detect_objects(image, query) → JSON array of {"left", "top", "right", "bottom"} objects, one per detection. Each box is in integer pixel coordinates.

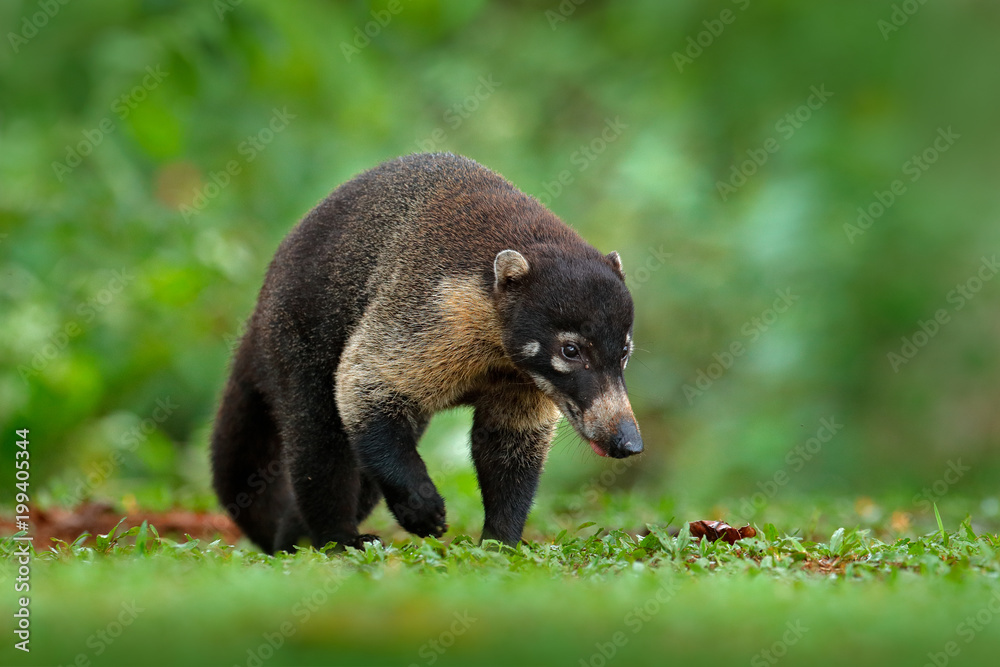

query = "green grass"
[{"left": 3, "top": 496, "right": 1000, "bottom": 667}]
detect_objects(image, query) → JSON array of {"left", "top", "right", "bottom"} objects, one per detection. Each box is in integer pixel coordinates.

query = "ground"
[{"left": 2, "top": 492, "right": 999, "bottom": 667}]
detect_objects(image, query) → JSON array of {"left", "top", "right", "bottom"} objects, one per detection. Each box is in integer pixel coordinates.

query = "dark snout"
[{"left": 606, "top": 419, "right": 643, "bottom": 459}]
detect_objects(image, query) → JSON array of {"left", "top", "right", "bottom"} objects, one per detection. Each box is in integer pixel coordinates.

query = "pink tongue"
[{"left": 590, "top": 441, "right": 609, "bottom": 457}]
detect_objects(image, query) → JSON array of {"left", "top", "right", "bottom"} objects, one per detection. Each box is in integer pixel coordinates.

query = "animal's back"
[{"left": 267, "top": 153, "right": 590, "bottom": 319}]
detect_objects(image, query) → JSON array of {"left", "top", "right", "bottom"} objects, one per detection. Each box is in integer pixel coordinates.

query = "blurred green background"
[{"left": 1, "top": 0, "right": 998, "bottom": 516}]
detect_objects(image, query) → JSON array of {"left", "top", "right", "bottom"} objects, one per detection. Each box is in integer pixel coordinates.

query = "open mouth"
[
  {"left": 558, "top": 401, "right": 606, "bottom": 457},
  {"left": 589, "top": 441, "right": 608, "bottom": 457}
]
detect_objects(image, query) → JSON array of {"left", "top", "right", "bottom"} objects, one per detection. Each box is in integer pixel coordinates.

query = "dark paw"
[
  {"left": 480, "top": 527, "right": 521, "bottom": 550},
  {"left": 315, "top": 531, "right": 380, "bottom": 553},
  {"left": 388, "top": 486, "right": 447, "bottom": 538},
  {"left": 348, "top": 533, "right": 382, "bottom": 549}
]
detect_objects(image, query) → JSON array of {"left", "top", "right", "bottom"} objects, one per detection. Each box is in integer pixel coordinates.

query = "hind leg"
[
  {"left": 273, "top": 501, "right": 308, "bottom": 553},
  {"left": 283, "top": 428, "right": 365, "bottom": 549},
  {"left": 278, "top": 369, "right": 373, "bottom": 550},
  {"left": 356, "top": 473, "right": 383, "bottom": 525}
]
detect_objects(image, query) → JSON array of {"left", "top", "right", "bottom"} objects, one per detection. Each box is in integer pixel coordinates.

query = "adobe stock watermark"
[
  {"left": 545, "top": 0, "right": 587, "bottom": 30},
  {"left": 738, "top": 417, "right": 843, "bottom": 517},
  {"left": 224, "top": 319, "right": 248, "bottom": 352},
  {"left": 627, "top": 246, "right": 672, "bottom": 292},
  {"left": 407, "top": 611, "right": 477, "bottom": 667},
  {"left": 7, "top": 0, "right": 72, "bottom": 54},
  {"left": 179, "top": 107, "right": 296, "bottom": 222},
  {"left": 887, "top": 254, "right": 997, "bottom": 372},
  {"left": 844, "top": 126, "right": 960, "bottom": 243},
  {"left": 238, "top": 571, "right": 349, "bottom": 667},
  {"left": 716, "top": 85, "right": 833, "bottom": 201},
  {"left": 750, "top": 620, "right": 809, "bottom": 667},
  {"left": 535, "top": 117, "right": 628, "bottom": 208},
  {"left": 221, "top": 456, "right": 285, "bottom": 523},
  {"left": 58, "top": 600, "right": 145, "bottom": 667},
  {"left": 878, "top": 0, "right": 931, "bottom": 40},
  {"left": 682, "top": 288, "right": 799, "bottom": 405},
  {"left": 913, "top": 460, "right": 970, "bottom": 513},
  {"left": 59, "top": 397, "right": 179, "bottom": 507},
  {"left": 556, "top": 455, "right": 639, "bottom": 531},
  {"left": 414, "top": 75, "right": 501, "bottom": 153},
  {"left": 340, "top": 0, "right": 405, "bottom": 62},
  {"left": 51, "top": 65, "right": 169, "bottom": 181},
  {"left": 578, "top": 580, "right": 679, "bottom": 667},
  {"left": 17, "top": 268, "right": 136, "bottom": 384},
  {"left": 922, "top": 590, "right": 1000, "bottom": 667},
  {"left": 672, "top": 0, "right": 752, "bottom": 73},
  {"left": 214, "top": 0, "right": 244, "bottom": 20}
]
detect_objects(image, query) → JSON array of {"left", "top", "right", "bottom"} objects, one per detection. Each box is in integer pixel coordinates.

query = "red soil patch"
[{"left": 2, "top": 502, "right": 241, "bottom": 548}]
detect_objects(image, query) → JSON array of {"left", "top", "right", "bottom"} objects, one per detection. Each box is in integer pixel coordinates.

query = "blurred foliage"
[{"left": 1, "top": 0, "right": 999, "bottom": 508}]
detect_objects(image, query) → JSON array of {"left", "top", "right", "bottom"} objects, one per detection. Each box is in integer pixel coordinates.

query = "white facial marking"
[
  {"left": 551, "top": 355, "right": 572, "bottom": 374},
  {"left": 556, "top": 332, "right": 586, "bottom": 370},
  {"left": 557, "top": 332, "right": 584, "bottom": 347},
  {"left": 528, "top": 372, "right": 558, "bottom": 397},
  {"left": 521, "top": 340, "right": 541, "bottom": 358}
]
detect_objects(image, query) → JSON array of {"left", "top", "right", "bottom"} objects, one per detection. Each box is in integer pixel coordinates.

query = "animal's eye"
[
  {"left": 621, "top": 345, "right": 629, "bottom": 361},
  {"left": 561, "top": 343, "right": 580, "bottom": 360}
]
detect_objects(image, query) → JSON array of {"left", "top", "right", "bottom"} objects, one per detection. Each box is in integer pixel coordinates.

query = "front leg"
[
  {"left": 471, "top": 388, "right": 560, "bottom": 546},
  {"left": 344, "top": 402, "right": 446, "bottom": 539},
  {"left": 337, "top": 315, "right": 448, "bottom": 539}
]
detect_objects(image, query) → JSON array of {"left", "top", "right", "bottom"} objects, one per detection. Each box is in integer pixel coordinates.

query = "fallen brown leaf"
[{"left": 689, "top": 520, "right": 757, "bottom": 544}]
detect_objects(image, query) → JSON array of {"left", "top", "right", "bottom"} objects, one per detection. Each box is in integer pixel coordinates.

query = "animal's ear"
[
  {"left": 606, "top": 251, "right": 626, "bottom": 280},
  {"left": 494, "top": 249, "right": 530, "bottom": 289}
]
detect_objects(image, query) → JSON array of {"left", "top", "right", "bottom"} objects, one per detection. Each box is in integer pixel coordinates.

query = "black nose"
[{"left": 608, "top": 419, "right": 643, "bottom": 458}]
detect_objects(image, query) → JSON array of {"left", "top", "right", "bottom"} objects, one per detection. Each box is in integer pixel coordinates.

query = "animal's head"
[{"left": 493, "top": 246, "right": 642, "bottom": 459}]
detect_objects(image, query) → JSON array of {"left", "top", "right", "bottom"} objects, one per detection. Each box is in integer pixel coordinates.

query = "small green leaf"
[
  {"left": 961, "top": 518, "right": 977, "bottom": 542},
  {"left": 135, "top": 521, "right": 150, "bottom": 556},
  {"left": 830, "top": 527, "right": 845, "bottom": 556},
  {"left": 933, "top": 503, "right": 949, "bottom": 546},
  {"left": 96, "top": 517, "right": 129, "bottom": 553}
]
